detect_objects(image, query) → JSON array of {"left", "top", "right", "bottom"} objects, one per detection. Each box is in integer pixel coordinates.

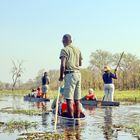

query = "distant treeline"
[{"left": 1, "top": 50, "right": 140, "bottom": 91}]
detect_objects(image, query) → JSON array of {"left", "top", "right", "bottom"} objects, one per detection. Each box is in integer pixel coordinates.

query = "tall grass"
[
  {"left": 0, "top": 89, "right": 140, "bottom": 102},
  {"left": 0, "top": 89, "right": 30, "bottom": 96},
  {"left": 36, "top": 89, "right": 140, "bottom": 102}
]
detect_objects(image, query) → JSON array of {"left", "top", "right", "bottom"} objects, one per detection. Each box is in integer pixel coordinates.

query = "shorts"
[
  {"left": 64, "top": 72, "right": 81, "bottom": 100},
  {"left": 42, "top": 85, "right": 49, "bottom": 94}
]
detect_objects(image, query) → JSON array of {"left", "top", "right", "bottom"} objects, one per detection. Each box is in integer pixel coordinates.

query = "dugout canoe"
[
  {"left": 80, "top": 99, "right": 120, "bottom": 106},
  {"left": 24, "top": 95, "right": 50, "bottom": 102},
  {"left": 58, "top": 112, "right": 86, "bottom": 126},
  {"left": 52, "top": 109, "right": 86, "bottom": 126},
  {"left": 58, "top": 114, "right": 86, "bottom": 126}
]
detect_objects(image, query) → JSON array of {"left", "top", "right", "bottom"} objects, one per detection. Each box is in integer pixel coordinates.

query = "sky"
[{"left": 0, "top": 0, "right": 140, "bottom": 83}]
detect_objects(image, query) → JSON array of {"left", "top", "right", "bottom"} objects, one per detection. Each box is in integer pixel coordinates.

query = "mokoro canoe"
[
  {"left": 24, "top": 96, "right": 50, "bottom": 102},
  {"left": 58, "top": 113, "right": 86, "bottom": 126},
  {"left": 52, "top": 109, "right": 86, "bottom": 126},
  {"left": 81, "top": 99, "right": 120, "bottom": 106}
]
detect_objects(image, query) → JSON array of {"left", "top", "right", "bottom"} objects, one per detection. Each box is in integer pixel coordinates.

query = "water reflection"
[
  {"left": 83, "top": 105, "right": 96, "bottom": 115},
  {"left": 103, "top": 107, "right": 118, "bottom": 140},
  {"left": 63, "top": 126, "right": 82, "bottom": 140},
  {"left": 33, "top": 101, "right": 50, "bottom": 126}
]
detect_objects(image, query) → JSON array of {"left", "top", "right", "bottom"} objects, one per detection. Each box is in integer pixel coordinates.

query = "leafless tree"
[{"left": 11, "top": 59, "right": 24, "bottom": 90}]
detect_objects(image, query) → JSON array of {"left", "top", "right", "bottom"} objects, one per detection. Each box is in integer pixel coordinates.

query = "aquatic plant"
[
  {"left": 0, "top": 120, "right": 38, "bottom": 133},
  {"left": 0, "top": 108, "right": 43, "bottom": 115},
  {"left": 17, "top": 132, "right": 64, "bottom": 140},
  {"left": 126, "top": 124, "right": 140, "bottom": 139}
]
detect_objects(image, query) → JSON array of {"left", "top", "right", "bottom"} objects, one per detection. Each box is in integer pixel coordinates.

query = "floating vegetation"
[
  {"left": 126, "top": 124, "right": 140, "bottom": 139},
  {"left": 17, "top": 132, "right": 64, "bottom": 140},
  {"left": 0, "top": 120, "right": 38, "bottom": 133},
  {"left": 0, "top": 121, "right": 4, "bottom": 127},
  {"left": 112, "top": 124, "right": 125, "bottom": 131},
  {"left": 0, "top": 108, "right": 51, "bottom": 116},
  {"left": 102, "top": 124, "right": 140, "bottom": 139},
  {"left": 120, "top": 102, "right": 136, "bottom": 105}
]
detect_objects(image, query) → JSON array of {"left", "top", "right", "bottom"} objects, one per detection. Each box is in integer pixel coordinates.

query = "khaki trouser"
[{"left": 64, "top": 72, "right": 81, "bottom": 100}]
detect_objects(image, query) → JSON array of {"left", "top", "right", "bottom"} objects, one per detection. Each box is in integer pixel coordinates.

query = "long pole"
[
  {"left": 54, "top": 85, "right": 61, "bottom": 131},
  {"left": 115, "top": 52, "right": 124, "bottom": 72}
]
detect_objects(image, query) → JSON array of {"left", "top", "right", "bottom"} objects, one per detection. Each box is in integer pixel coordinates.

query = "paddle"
[{"left": 54, "top": 83, "right": 61, "bottom": 131}]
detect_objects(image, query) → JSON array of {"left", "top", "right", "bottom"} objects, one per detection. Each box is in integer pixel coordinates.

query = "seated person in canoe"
[
  {"left": 82, "top": 88, "right": 96, "bottom": 101},
  {"left": 60, "top": 101, "right": 85, "bottom": 118},
  {"left": 27, "top": 89, "right": 37, "bottom": 97},
  {"left": 36, "top": 87, "right": 43, "bottom": 98}
]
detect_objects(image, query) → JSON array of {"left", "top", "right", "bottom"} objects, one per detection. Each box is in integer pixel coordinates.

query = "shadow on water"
[{"left": 0, "top": 95, "right": 140, "bottom": 140}]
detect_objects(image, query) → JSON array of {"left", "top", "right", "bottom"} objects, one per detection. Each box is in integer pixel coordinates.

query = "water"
[{"left": 0, "top": 95, "right": 140, "bottom": 140}]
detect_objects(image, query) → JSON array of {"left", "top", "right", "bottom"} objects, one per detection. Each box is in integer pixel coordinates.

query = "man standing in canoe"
[
  {"left": 102, "top": 66, "right": 117, "bottom": 102},
  {"left": 41, "top": 72, "right": 50, "bottom": 99},
  {"left": 59, "top": 34, "right": 83, "bottom": 118}
]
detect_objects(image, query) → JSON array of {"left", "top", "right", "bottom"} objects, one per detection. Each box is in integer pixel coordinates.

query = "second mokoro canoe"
[
  {"left": 80, "top": 99, "right": 120, "bottom": 106},
  {"left": 24, "top": 96, "right": 50, "bottom": 102}
]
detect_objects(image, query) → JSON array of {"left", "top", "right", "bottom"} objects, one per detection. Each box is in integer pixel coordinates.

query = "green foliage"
[
  {"left": 0, "top": 108, "right": 43, "bottom": 115},
  {"left": 0, "top": 120, "right": 38, "bottom": 133},
  {"left": 127, "top": 124, "right": 140, "bottom": 137},
  {"left": 113, "top": 90, "right": 140, "bottom": 102},
  {"left": 17, "top": 132, "right": 64, "bottom": 140},
  {"left": 0, "top": 89, "right": 30, "bottom": 95}
]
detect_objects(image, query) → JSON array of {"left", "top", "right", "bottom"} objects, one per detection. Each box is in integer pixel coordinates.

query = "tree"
[
  {"left": 0, "top": 81, "right": 4, "bottom": 90},
  {"left": 120, "top": 53, "right": 140, "bottom": 89},
  {"left": 89, "top": 50, "right": 140, "bottom": 90},
  {"left": 89, "top": 49, "right": 113, "bottom": 72},
  {"left": 11, "top": 60, "right": 24, "bottom": 90},
  {"left": 89, "top": 50, "right": 113, "bottom": 89}
]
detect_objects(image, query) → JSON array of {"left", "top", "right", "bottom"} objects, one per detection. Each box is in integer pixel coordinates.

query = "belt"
[
  {"left": 64, "top": 71, "right": 74, "bottom": 75},
  {"left": 64, "top": 70, "right": 79, "bottom": 75}
]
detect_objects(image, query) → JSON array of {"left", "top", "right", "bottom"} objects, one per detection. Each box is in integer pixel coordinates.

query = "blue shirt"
[
  {"left": 103, "top": 72, "right": 117, "bottom": 84},
  {"left": 42, "top": 76, "right": 50, "bottom": 85}
]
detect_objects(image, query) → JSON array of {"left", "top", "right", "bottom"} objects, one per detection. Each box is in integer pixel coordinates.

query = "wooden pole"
[
  {"left": 54, "top": 86, "right": 60, "bottom": 131},
  {"left": 115, "top": 52, "right": 124, "bottom": 72}
]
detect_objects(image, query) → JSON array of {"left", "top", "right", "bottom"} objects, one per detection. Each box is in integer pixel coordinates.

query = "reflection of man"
[
  {"left": 59, "top": 34, "right": 83, "bottom": 118},
  {"left": 64, "top": 127, "right": 81, "bottom": 140},
  {"left": 41, "top": 72, "right": 50, "bottom": 98}
]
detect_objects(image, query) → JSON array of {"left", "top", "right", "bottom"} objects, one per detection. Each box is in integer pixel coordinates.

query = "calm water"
[{"left": 0, "top": 95, "right": 140, "bottom": 140}]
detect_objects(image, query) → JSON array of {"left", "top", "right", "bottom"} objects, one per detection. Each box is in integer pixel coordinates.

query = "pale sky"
[{"left": 0, "top": 0, "right": 140, "bottom": 83}]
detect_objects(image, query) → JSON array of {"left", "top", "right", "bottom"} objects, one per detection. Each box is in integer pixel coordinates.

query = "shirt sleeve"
[
  {"left": 110, "top": 73, "right": 117, "bottom": 79},
  {"left": 59, "top": 49, "right": 67, "bottom": 59}
]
